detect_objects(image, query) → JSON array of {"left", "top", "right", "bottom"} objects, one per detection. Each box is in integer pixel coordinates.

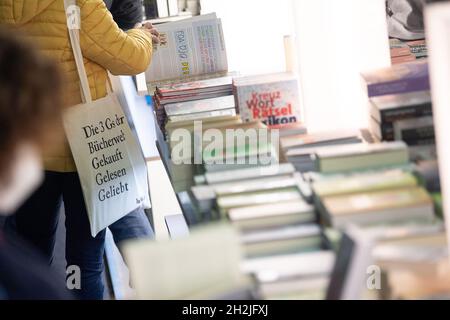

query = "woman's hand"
[{"left": 136, "top": 22, "right": 164, "bottom": 47}]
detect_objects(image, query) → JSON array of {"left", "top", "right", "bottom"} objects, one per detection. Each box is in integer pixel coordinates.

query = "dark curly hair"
[{"left": 0, "top": 27, "right": 63, "bottom": 182}]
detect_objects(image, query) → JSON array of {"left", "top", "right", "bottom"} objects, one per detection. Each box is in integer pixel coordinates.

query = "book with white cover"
[
  {"left": 315, "top": 141, "right": 409, "bottom": 173},
  {"left": 123, "top": 223, "right": 247, "bottom": 299},
  {"left": 228, "top": 199, "right": 315, "bottom": 230},
  {"left": 146, "top": 13, "right": 228, "bottom": 85},
  {"left": 218, "top": 188, "right": 302, "bottom": 212},
  {"left": 165, "top": 95, "right": 235, "bottom": 116},
  {"left": 204, "top": 163, "right": 296, "bottom": 185},
  {"left": 241, "top": 251, "right": 335, "bottom": 280}
]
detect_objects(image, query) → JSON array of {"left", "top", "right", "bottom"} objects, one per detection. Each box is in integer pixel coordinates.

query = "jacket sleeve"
[{"left": 79, "top": 0, "right": 153, "bottom": 75}]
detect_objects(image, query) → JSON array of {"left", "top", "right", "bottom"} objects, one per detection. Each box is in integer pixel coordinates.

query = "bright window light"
[
  {"left": 292, "top": 0, "right": 391, "bottom": 132},
  {"left": 200, "top": 0, "right": 295, "bottom": 76}
]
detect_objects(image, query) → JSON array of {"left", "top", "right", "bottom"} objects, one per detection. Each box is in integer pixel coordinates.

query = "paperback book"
[
  {"left": 361, "top": 60, "right": 430, "bottom": 98},
  {"left": 233, "top": 72, "right": 302, "bottom": 129}
]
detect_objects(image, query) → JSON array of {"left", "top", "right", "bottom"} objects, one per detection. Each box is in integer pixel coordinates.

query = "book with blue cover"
[{"left": 361, "top": 60, "right": 430, "bottom": 98}]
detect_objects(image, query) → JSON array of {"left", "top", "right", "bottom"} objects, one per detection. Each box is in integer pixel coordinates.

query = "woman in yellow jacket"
[{"left": 0, "top": 0, "right": 158, "bottom": 299}]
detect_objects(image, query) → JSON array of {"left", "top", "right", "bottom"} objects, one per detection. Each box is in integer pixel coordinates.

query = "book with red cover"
[{"left": 233, "top": 72, "right": 302, "bottom": 129}]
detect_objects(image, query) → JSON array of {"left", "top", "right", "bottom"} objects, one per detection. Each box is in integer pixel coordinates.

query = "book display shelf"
[{"left": 115, "top": 2, "right": 450, "bottom": 300}]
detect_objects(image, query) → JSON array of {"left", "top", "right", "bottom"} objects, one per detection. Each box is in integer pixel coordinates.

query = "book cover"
[
  {"left": 168, "top": 108, "right": 236, "bottom": 123},
  {"left": 217, "top": 188, "right": 302, "bottom": 211},
  {"left": 165, "top": 95, "right": 235, "bottom": 117},
  {"left": 145, "top": 14, "right": 228, "bottom": 85},
  {"left": 361, "top": 60, "right": 430, "bottom": 97},
  {"left": 370, "top": 91, "right": 432, "bottom": 124},
  {"left": 391, "top": 55, "right": 416, "bottom": 65},
  {"left": 315, "top": 142, "right": 409, "bottom": 173},
  {"left": 323, "top": 187, "right": 432, "bottom": 217},
  {"left": 155, "top": 89, "right": 233, "bottom": 105},
  {"left": 280, "top": 129, "right": 362, "bottom": 151},
  {"left": 157, "top": 75, "right": 234, "bottom": 97},
  {"left": 394, "top": 116, "right": 435, "bottom": 146},
  {"left": 234, "top": 72, "right": 302, "bottom": 128},
  {"left": 313, "top": 170, "right": 418, "bottom": 198},
  {"left": 390, "top": 47, "right": 412, "bottom": 58},
  {"left": 228, "top": 199, "right": 314, "bottom": 222}
]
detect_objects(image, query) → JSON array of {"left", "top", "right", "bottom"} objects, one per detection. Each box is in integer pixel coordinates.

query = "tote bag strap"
[{"left": 64, "top": 0, "right": 92, "bottom": 103}]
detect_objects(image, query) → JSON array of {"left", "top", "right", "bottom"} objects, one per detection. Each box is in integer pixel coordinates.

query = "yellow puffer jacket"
[{"left": 0, "top": 0, "right": 153, "bottom": 172}]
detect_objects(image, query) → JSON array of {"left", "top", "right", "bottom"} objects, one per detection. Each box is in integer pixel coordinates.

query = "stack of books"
[
  {"left": 328, "top": 221, "right": 445, "bottom": 300},
  {"left": 188, "top": 163, "right": 336, "bottom": 299},
  {"left": 361, "top": 60, "right": 436, "bottom": 161},
  {"left": 311, "top": 167, "right": 436, "bottom": 230},
  {"left": 243, "top": 250, "right": 336, "bottom": 300},
  {"left": 139, "top": 13, "right": 447, "bottom": 301},
  {"left": 166, "top": 116, "right": 280, "bottom": 192},
  {"left": 153, "top": 73, "right": 235, "bottom": 134},
  {"left": 389, "top": 38, "right": 428, "bottom": 65},
  {"left": 280, "top": 129, "right": 371, "bottom": 172}
]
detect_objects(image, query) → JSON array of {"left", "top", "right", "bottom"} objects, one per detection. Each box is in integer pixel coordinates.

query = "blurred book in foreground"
[{"left": 123, "top": 223, "right": 250, "bottom": 299}]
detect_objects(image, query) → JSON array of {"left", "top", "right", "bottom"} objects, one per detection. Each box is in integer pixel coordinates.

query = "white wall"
[
  {"left": 200, "top": 0, "right": 295, "bottom": 76},
  {"left": 293, "top": 0, "right": 391, "bottom": 132}
]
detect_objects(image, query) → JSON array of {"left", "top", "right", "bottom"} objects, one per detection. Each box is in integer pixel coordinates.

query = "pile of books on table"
[
  {"left": 280, "top": 129, "right": 373, "bottom": 173},
  {"left": 152, "top": 70, "right": 306, "bottom": 193},
  {"left": 153, "top": 73, "right": 235, "bottom": 135},
  {"left": 138, "top": 13, "right": 447, "bottom": 300},
  {"left": 362, "top": 60, "right": 436, "bottom": 162},
  {"left": 190, "top": 163, "right": 336, "bottom": 300}
]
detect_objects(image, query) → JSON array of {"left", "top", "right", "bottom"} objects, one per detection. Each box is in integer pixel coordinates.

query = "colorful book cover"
[{"left": 234, "top": 73, "right": 302, "bottom": 128}]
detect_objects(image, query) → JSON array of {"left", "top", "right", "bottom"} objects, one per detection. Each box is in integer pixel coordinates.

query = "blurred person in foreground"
[
  {"left": 0, "top": 0, "right": 159, "bottom": 300},
  {"left": 0, "top": 28, "right": 72, "bottom": 300}
]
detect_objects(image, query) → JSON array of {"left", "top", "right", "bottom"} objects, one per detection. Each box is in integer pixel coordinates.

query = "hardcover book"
[
  {"left": 313, "top": 169, "right": 418, "bottom": 198},
  {"left": 361, "top": 60, "right": 430, "bottom": 98},
  {"left": 321, "top": 187, "right": 434, "bottom": 229},
  {"left": 370, "top": 91, "right": 432, "bottom": 124},
  {"left": 314, "top": 141, "right": 409, "bottom": 173}
]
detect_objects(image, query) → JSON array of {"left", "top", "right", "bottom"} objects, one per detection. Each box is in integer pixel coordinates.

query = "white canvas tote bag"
[{"left": 63, "top": 0, "right": 151, "bottom": 237}]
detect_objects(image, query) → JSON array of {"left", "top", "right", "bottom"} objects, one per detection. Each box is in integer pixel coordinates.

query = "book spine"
[
  {"left": 233, "top": 83, "right": 240, "bottom": 115},
  {"left": 367, "top": 76, "right": 430, "bottom": 98},
  {"left": 390, "top": 47, "right": 411, "bottom": 58},
  {"left": 391, "top": 55, "right": 416, "bottom": 65},
  {"left": 379, "top": 103, "right": 433, "bottom": 123},
  {"left": 370, "top": 120, "right": 394, "bottom": 141},
  {"left": 399, "top": 126, "right": 435, "bottom": 146}
]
